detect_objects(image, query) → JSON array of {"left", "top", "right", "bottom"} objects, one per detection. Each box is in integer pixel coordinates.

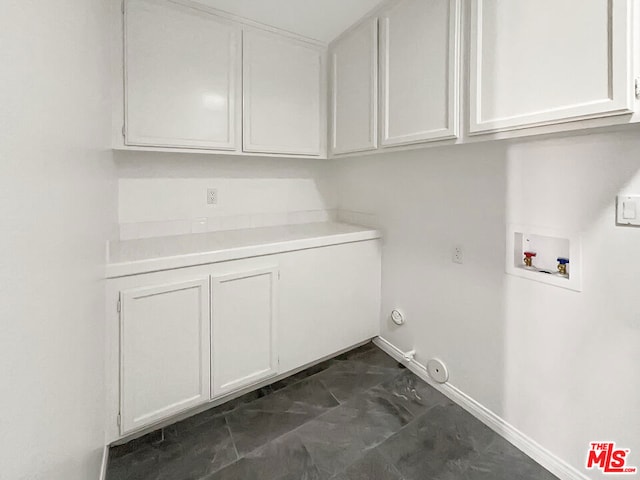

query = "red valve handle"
[{"left": 524, "top": 252, "right": 537, "bottom": 258}]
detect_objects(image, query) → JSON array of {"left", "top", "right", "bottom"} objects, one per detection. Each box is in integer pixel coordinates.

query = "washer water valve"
[
  {"left": 524, "top": 251, "right": 537, "bottom": 268},
  {"left": 557, "top": 257, "right": 569, "bottom": 276}
]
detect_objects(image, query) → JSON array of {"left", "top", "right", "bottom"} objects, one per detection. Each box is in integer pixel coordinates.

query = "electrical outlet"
[
  {"left": 453, "top": 246, "right": 463, "bottom": 264},
  {"left": 207, "top": 188, "right": 218, "bottom": 205}
]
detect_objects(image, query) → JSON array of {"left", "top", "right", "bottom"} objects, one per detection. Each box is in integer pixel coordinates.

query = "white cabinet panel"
[
  {"left": 106, "top": 240, "right": 381, "bottom": 443},
  {"left": 211, "top": 267, "right": 278, "bottom": 397},
  {"left": 243, "top": 29, "right": 323, "bottom": 156},
  {"left": 124, "top": 0, "right": 239, "bottom": 149},
  {"left": 330, "top": 19, "right": 378, "bottom": 155},
  {"left": 120, "top": 278, "right": 210, "bottom": 434},
  {"left": 470, "top": 0, "right": 634, "bottom": 134},
  {"left": 278, "top": 242, "right": 381, "bottom": 373},
  {"left": 380, "top": 0, "right": 460, "bottom": 146}
]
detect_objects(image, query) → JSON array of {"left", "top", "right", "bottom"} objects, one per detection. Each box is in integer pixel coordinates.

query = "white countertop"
[{"left": 106, "top": 222, "right": 381, "bottom": 278}]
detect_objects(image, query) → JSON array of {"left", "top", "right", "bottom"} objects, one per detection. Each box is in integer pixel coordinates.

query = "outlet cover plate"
[
  {"left": 453, "top": 246, "right": 463, "bottom": 264},
  {"left": 207, "top": 188, "right": 218, "bottom": 205}
]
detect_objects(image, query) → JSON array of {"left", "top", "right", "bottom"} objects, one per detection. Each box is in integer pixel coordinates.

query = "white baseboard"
[
  {"left": 99, "top": 444, "right": 109, "bottom": 480},
  {"left": 373, "top": 337, "right": 590, "bottom": 480}
]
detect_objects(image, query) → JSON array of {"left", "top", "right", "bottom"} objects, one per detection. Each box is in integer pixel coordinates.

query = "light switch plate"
[{"left": 616, "top": 196, "right": 640, "bottom": 226}]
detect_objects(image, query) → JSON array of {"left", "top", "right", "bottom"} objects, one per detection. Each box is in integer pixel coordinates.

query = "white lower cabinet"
[
  {"left": 211, "top": 267, "right": 279, "bottom": 397},
  {"left": 277, "top": 242, "right": 381, "bottom": 373},
  {"left": 107, "top": 241, "right": 381, "bottom": 440},
  {"left": 119, "top": 278, "right": 211, "bottom": 434}
]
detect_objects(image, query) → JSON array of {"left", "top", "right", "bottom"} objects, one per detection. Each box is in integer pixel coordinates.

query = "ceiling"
[{"left": 193, "top": 0, "right": 386, "bottom": 43}]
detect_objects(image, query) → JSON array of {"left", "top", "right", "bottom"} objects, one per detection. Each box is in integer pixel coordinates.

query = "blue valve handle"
[{"left": 557, "top": 257, "right": 570, "bottom": 265}]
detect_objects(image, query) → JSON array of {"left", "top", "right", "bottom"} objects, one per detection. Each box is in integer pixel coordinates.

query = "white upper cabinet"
[
  {"left": 124, "top": 0, "right": 239, "bottom": 149},
  {"left": 243, "top": 29, "right": 324, "bottom": 156},
  {"left": 470, "top": 0, "right": 634, "bottom": 134},
  {"left": 117, "top": 0, "right": 637, "bottom": 157},
  {"left": 330, "top": 19, "right": 378, "bottom": 156},
  {"left": 380, "top": 0, "right": 460, "bottom": 147}
]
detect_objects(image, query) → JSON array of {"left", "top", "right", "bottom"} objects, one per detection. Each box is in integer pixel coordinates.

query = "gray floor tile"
[
  {"left": 226, "top": 378, "right": 339, "bottom": 456},
  {"left": 349, "top": 346, "right": 404, "bottom": 370},
  {"left": 109, "top": 430, "right": 164, "bottom": 460},
  {"left": 460, "top": 436, "right": 559, "bottom": 480},
  {"left": 330, "top": 450, "right": 404, "bottom": 480},
  {"left": 206, "top": 433, "right": 326, "bottom": 480},
  {"left": 331, "top": 342, "right": 378, "bottom": 362},
  {"left": 107, "top": 344, "right": 560, "bottom": 480},
  {"left": 370, "top": 370, "right": 454, "bottom": 417},
  {"left": 295, "top": 387, "right": 413, "bottom": 477},
  {"left": 315, "top": 357, "right": 404, "bottom": 403},
  {"left": 267, "top": 359, "right": 335, "bottom": 392},
  {"left": 106, "top": 444, "right": 162, "bottom": 480},
  {"left": 377, "top": 404, "right": 496, "bottom": 480},
  {"left": 332, "top": 343, "right": 403, "bottom": 371},
  {"left": 107, "top": 416, "right": 237, "bottom": 480},
  {"left": 170, "top": 386, "right": 276, "bottom": 432},
  {"left": 376, "top": 404, "right": 560, "bottom": 480}
]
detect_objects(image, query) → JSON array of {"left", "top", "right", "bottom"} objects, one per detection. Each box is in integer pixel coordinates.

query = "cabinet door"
[
  {"left": 211, "top": 267, "right": 278, "bottom": 397},
  {"left": 120, "top": 278, "right": 210, "bottom": 434},
  {"left": 243, "top": 30, "right": 323, "bottom": 156},
  {"left": 470, "top": 0, "right": 634, "bottom": 134},
  {"left": 331, "top": 19, "right": 378, "bottom": 155},
  {"left": 380, "top": 0, "right": 460, "bottom": 146},
  {"left": 278, "top": 241, "right": 381, "bottom": 373},
  {"left": 124, "top": 0, "right": 239, "bottom": 149}
]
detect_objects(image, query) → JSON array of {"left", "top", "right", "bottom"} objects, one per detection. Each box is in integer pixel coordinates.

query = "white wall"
[
  {"left": 0, "top": 1, "right": 116, "bottom": 479},
  {"left": 115, "top": 151, "right": 337, "bottom": 239},
  {"left": 336, "top": 129, "right": 640, "bottom": 480}
]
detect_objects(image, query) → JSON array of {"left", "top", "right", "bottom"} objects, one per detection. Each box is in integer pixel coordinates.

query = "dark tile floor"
[{"left": 107, "top": 342, "right": 559, "bottom": 480}]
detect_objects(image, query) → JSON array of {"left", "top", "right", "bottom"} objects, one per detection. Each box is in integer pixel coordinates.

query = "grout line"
[
  {"left": 324, "top": 383, "right": 341, "bottom": 405},
  {"left": 269, "top": 364, "right": 333, "bottom": 392},
  {"left": 209, "top": 388, "right": 420, "bottom": 480},
  {"left": 224, "top": 416, "right": 241, "bottom": 462},
  {"left": 265, "top": 340, "right": 379, "bottom": 394},
  {"left": 230, "top": 377, "right": 346, "bottom": 459},
  {"left": 296, "top": 368, "right": 422, "bottom": 477},
  {"left": 225, "top": 344, "right": 384, "bottom": 419},
  {"left": 114, "top": 344, "right": 400, "bottom": 478},
  {"left": 114, "top": 344, "right": 378, "bottom": 457},
  {"left": 229, "top": 357, "right": 409, "bottom": 473},
  {"left": 215, "top": 375, "right": 439, "bottom": 480}
]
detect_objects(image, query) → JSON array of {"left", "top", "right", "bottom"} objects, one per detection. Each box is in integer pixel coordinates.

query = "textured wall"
[
  {"left": 336, "top": 129, "right": 640, "bottom": 480},
  {"left": 0, "top": 1, "right": 117, "bottom": 478}
]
